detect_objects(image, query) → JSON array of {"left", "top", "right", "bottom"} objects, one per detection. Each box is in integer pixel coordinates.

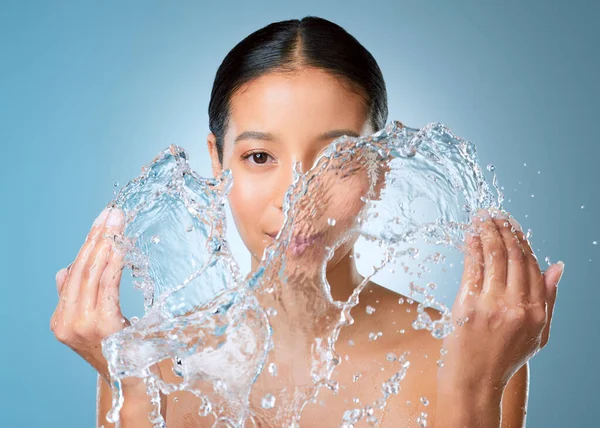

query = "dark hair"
[{"left": 208, "top": 16, "right": 388, "bottom": 165}]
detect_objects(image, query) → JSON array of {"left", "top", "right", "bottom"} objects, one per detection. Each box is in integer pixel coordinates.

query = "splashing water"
[{"left": 101, "top": 121, "right": 508, "bottom": 427}]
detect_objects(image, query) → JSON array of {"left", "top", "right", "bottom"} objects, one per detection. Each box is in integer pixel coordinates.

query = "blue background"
[{"left": 1, "top": 0, "right": 598, "bottom": 426}]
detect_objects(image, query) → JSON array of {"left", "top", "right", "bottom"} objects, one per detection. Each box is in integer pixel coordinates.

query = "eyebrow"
[{"left": 234, "top": 129, "right": 361, "bottom": 144}]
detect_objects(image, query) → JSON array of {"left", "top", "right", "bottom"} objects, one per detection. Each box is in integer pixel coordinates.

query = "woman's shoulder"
[{"left": 354, "top": 280, "right": 443, "bottom": 340}]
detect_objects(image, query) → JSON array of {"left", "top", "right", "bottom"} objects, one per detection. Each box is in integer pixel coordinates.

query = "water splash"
[{"left": 101, "top": 120, "right": 507, "bottom": 426}]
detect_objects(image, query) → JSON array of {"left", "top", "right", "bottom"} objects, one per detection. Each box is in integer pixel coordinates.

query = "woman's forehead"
[{"left": 226, "top": 71, "right": 370, "bottom": 141}]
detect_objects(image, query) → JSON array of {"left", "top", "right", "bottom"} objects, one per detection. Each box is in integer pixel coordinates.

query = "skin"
[
  {"left": 208, "top": 68, "right": 376, "bottom": 303},
  {"left": 52, "top": 66, "right": 564, "bottom": 427}
]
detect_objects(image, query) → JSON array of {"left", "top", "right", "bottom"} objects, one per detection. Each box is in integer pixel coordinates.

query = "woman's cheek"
[
  {"left": 329, "top": 175, "right": 370, "bottom": 225},
  {"left": 228, "top": 173, "right": 268, "bottom": 250}
]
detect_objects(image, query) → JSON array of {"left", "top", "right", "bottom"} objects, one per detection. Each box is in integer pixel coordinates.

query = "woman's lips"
[
  {"left": 265, "top": 231, "right": 325, "bottom": 256},
  {"left": 289, "top": 232, "right": 324, "bottom": 256}
]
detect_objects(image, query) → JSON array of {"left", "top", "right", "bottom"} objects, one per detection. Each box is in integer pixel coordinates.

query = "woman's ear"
[{"left": 207, "top": 133, "right": 223, "bottom": 179}]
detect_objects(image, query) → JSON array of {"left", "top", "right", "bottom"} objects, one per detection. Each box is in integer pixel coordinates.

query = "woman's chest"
[
  {"left": 298, "top": 342, "right": 440, "bottom": 427},
  {"left": 164, "top": 342, "right": 439, "bottom": 427}
]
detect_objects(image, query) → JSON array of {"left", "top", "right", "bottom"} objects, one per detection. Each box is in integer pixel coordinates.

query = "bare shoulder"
[
  {"left": 300, "top": 281, "right": 445, "bottom": 426},
  {"left": 157, "top": 358, "right": 215, "bottom": 427},
  {"left": 357, "top": 282, "right": 530, "bottom": 427},
  {"left": 352, "top": 281, "right": 446, "bottom": 425}
]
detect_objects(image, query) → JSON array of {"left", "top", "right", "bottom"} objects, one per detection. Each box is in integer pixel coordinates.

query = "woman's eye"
[{"left": 242, "top": 151, "right": 272, "bottom": 165}]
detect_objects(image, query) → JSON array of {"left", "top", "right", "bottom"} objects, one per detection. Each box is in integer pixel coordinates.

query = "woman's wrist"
[{"left": 435, "top": 382, "right": 503, "bottom": 428}]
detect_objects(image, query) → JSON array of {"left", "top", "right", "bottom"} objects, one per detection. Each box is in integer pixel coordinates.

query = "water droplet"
[
  {"left": 198, "top": 398, "right": 212, "bottom": 416},
  {"left": 366, "top": 305, "right": 376, "bottom": 315},
  {"left": 261, "top": 394, "right": 275, "bottom": 409},
  {"left": 523, "top": 162, "right": 527, "bottom": 167},
  {"left": 151, "top": 235, "right": 161, "bottom": 244},
  {"left": 594, "top": 241, "right": 598, "bottom": 245},
  {"left": 366, "top": 415, "right": 379, "bottom": 425},
  {"left": 268, "top": 362, "right": 277, "bottom": 377},
  {"left": 581, "top": 205, "right": 585, "bottom": 209},
  {"left": 420, "top": 396, "right": 429, "bottom": 406},
  {"left": 531, "top": 194, "right": 535, "bottom": 198},
  {"left": 113, "top": 181, "right": 119, "bottom": 187},
  {"left": 327, "top": 218, "right": 336, "bottom": 226},
  {"left": 486, "top": 164, "right": 495, "bottom": 172}
]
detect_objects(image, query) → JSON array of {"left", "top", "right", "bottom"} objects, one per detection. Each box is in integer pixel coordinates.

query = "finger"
[
  {"left": 55, "top": 267, "right": 69, "bottom": 295},
  {"left": 78, "top": 240, "right": 111, "bottom": 312},
  {"left": 541, "top": 261, "right": 564, "bottom": 348},
  {"left": 61, "top": 207, "right": 112, "bottom": 305},
  {"left": 478, "top": 210, "right": 508, "bottom": 295},
  {"left": 98, "top": 238, "right": 126, "bottom": 315},
  {"left": 461, "top": 228, "right": 484, "bottom": 296},
  {"left": 508, "top": 216, "right": 544, "bottom": 302},
  {"left": 452, "top": 226, "right": 484, "bottom": 321},
  {"left": 491, "top": 214, "right": 528, "bottom": 301},
  {"left": 80, "top": 207, "right": 126, "bottom": 312}
]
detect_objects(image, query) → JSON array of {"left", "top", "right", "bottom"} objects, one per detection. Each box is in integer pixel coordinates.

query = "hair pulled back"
[{"left": 208, "top": 16, "right": 388, "bottom": 165}]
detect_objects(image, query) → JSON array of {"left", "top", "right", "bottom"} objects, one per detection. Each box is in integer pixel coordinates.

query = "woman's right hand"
[{"left": 50, "top": 205, "right": 130, "bottom": 384}]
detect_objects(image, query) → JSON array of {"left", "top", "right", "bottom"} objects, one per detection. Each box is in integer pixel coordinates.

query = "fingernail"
[
  {"left": 489, "top": 207, "right": 507, "bottom": 219},
  {"left": 471, "top": 208, "right": 487, "bottom": 223},
  {"left": 55, "top": 267, "right": 67, "bottom": 282},
  {"left": 106, "top": 207, "right": 124, "bottom": 226},
  {"left": 93, "top": 207, "right": 111, "bottom": 225},
  {"left": 556, "top": 261, "right": 565, "bottom": 285}
]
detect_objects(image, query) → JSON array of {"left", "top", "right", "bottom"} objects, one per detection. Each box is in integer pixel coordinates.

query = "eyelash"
[
  {"left": 240, "top": 150, "right": 359, "bottom": 178},
  {"left": 241, "top": 150, "right": 274, "bottom": 166}
]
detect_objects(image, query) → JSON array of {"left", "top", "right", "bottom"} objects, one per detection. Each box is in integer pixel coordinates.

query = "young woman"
[{"left": 51, "top": 16, "right": 564, "bottom": 427}]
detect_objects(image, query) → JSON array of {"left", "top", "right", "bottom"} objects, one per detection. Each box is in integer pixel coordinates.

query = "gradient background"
[{"left": 1, "top": 1, "right": 598, "bottom": 426}]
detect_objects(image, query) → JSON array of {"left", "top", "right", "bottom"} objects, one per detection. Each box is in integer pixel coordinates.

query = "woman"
[{"left": 51, "top": 16, "right": 564, "bottom": 427}]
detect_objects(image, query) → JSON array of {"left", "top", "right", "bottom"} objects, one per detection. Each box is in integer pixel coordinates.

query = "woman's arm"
[
  {"left": 434, "top": 209, "right": 562, "bottom": 428},
  {"left": 434, "top": 362, "right": 528, "bottom": 428},
  {"left": 500, "top": 362, "right": 528, "bottom": 428}
]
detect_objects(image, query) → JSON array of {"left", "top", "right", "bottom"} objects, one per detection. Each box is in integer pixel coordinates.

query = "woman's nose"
[
  {"left": 272, "top": 166, "right": 295, "bottom": 211},
  {"left": 272, "top": 156, "right": 316, "bottom": 211}
]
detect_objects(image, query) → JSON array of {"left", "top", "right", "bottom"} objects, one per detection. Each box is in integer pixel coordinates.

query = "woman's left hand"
[{"left": 437, "top": 208, "right": 564, "bottom": 395}]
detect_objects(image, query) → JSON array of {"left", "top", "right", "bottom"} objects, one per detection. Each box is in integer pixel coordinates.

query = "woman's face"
[{"left": 207, "top": 67, "right": 375, "bottom": 269}]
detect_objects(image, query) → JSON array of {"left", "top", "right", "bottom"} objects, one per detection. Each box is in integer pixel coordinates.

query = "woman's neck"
[{"left": 250, "top": 247, "right": 364, "bottom": 302}]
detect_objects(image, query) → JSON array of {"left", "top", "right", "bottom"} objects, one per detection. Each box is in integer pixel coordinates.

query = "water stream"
[{"left": 101, "top": 120, "right": 506, "bottom": 427}]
